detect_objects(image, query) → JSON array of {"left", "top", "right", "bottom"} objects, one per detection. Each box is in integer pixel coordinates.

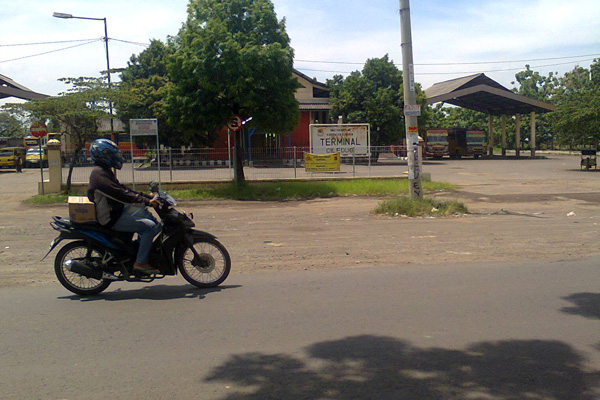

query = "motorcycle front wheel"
[
  {"left": 178, "top": 238, "right": 231, "bottom": 288},
  {"left": 54, "top": 241, "right": 112, "bottom": 296}
]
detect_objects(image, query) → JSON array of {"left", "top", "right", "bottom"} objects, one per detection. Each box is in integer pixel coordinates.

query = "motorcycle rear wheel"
[
  {"left": 54, "top": 241, "right": 112, "bottom": 296},
  {"left": 179, "top": 238, "right": 231, "bottom": 288}
]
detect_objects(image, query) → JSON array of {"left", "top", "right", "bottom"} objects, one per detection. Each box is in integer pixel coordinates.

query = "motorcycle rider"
[{"left": 87, "top": 138, "right": 161, "bottom": 275}]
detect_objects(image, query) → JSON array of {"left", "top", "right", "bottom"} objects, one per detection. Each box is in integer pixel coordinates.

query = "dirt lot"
[{"left": 2, "top": 153, "right": 600, "bottom": 288}]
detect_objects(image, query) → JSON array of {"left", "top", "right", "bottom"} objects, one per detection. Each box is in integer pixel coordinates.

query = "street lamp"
[{"left": 53, "top": 12, "right": 115, "bottom": 134}]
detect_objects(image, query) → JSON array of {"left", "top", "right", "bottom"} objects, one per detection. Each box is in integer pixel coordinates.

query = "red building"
[
  {"left": 288, "top": 69, "right": 332, "bottom": 148},
  {"left": 211, "top": 69, "right": 331, "bottom": 160}
]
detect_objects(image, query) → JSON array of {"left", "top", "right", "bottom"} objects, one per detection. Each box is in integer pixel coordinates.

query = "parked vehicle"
[
  {"left": 23, "top": 135, "right": 40, "bottom": 150},
  {"left": 24, "top": 148, "right": 48, "bottom": 168},
  {"left": 0, "top": 147, "right": 25, "bottom": 168},
  {"left": 427, "top": 128, "right": 487, "bottom": 159},
  {"left": 424, "top": 129, "right": 449, "bottom": 159},
  {"left": 466, "top": 130, "right": 487, "bottom": 158},
  {"left": 44, "top": 183, "right": 231, "bottom": 296}
]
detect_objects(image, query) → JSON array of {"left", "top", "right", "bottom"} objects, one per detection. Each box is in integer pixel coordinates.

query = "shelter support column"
[
  {"left": 530, "top": 111, "right": 536, "bottom": 157},
  {"left": 488, "top": 115, "right": 494, "bottom": 156},
  {"left": 515, "top": 113, "right": 521, "bottom": 157},
  {"left": 501, "top": 114, "right": 507, "bottom": 157}
]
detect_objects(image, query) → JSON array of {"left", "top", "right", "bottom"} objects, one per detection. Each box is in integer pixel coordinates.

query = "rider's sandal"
[{"left": 132, "top": 264, "right": 160, "bottom": 275}]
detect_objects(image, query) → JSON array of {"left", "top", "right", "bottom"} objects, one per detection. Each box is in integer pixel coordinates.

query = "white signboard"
[
  {"left": 310, "top": 124, "right": 370, "bottom": 157},
  {"left": 404, "top": 104, "right": 421, "bottom": 116},
  {"left": 130, "top": 118, "right": 158, "bottom": 136}
]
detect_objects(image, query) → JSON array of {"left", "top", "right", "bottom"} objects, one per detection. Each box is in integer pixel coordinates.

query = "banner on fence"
[
  {"left": 309, "top": 124, "right": 370, "bottom": 157},
  {"left": 304, "top": 152, "right": 340, "bottom": 172}
]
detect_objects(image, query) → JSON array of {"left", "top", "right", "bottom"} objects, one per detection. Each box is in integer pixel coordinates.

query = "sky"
[{"left": 1, "top": 0, "right": 599, "bottom": 103}]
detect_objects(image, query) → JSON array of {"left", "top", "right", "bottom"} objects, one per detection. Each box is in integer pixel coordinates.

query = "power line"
[
  {"left": 111, "top": 38, "right": 149, "bottom": 47},
  {"left": 0, "top": 38, "right": 99, "bottom": 47},
  {"left": 0, "top": 39, "right": 102, "bottom": 64},
  {"left": 417, "top": 53, "right": 600, "bottom": 66},
  {"left": 0, "top": 37, "right": 150, "bottom": 65},
  {"left": 296, "top": 53, "right": 600, "bottom": 67},
  {"left": 297, "top": 57, "right": 598, "bottom": 76},
  {"left": 417, "top": 58, "right": 598, "bottom": 75}
]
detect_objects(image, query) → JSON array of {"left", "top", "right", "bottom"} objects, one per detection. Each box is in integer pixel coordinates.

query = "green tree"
[
  {"left": 0, "top": 111, "right": 26, "bottom": 137},
  {"left": 511, "top": 65, "right": 556, "bottom": 149},
  {"left": 167, "top": 0, "right": 300, "bottom": 183},
  {"left": 551, "top": 60, "right": 600, "bottom": 148},
  {"left": 329, "top": 55, "right": 404, "bottom": 148},
  {"left": 117, "top": 39, "right": 185, "bottom": 146},
  {"left": 328, "top": 55, "right": 430, "bottom": 150},
  {"left": 3, "top": 77, "right": 112, "bottom": 190}
]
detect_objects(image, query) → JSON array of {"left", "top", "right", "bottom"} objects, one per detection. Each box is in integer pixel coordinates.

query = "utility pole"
[{"left": 399, "top": 0, "right": 422, "bottom": 200}]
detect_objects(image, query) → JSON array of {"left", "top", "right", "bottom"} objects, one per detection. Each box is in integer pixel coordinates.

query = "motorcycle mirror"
[{"left": 149, "top": 181, "right": 159, "bottom": 193}]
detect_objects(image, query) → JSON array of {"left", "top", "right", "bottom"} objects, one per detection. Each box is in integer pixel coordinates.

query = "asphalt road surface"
[
  {"left": 2, "top": 258, "right": 600, "bottom": 399},
  {"left": 3, "top": 153, "right": 600, "bottom": 399}
]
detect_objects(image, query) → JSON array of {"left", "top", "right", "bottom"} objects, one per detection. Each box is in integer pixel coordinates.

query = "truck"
[
  {"left": 425, "top": 128, "right": 487, "bottom": 159},
  {"left": 466, "top": 130, "right": 487, "bottom": 158},
  {"left": 447, "top": 128, "right": 487, "bottom": 158}
]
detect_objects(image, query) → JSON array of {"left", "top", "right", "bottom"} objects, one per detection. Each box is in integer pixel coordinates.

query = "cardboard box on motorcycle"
[{"left": 68, "top": 196, "right": 96, "bottom": 223}]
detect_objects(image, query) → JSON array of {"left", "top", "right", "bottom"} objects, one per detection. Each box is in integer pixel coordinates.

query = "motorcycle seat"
[{"left": 51, "top": 216, "right": 134, "bottom": 240}]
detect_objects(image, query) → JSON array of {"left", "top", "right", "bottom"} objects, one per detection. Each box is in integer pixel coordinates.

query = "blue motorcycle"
[{"left": 44, "top": 185, "right": 231, "bottom": 296}]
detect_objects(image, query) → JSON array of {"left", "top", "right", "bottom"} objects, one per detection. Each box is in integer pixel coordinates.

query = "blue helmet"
[{"left": 90, "top": 138, "right": 123, "bottom": 170}]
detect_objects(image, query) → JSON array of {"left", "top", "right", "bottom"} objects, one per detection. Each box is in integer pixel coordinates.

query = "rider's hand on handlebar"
[{"left": 149, "top": 199, "right": 160, "bottom": 209}]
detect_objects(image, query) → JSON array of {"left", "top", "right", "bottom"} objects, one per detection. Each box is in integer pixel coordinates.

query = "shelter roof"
[
  {"left": 425, "top": 73, "right": 555, "bottom": 115},
  {"left": 0, "top": 74, "right": 49, "bottom": 101}
]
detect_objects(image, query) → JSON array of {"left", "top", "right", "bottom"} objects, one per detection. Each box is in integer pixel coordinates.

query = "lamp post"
[{"left": 53, "top": 12, "right": 115, "bottom": 135}]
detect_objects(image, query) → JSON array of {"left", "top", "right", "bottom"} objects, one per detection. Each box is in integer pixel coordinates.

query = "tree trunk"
[{"left": 233, "top": 129, "right": 245, "bottom": 186}]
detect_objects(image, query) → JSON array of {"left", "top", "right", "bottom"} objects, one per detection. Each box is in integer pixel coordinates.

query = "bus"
[
  {"left": 23, "top": 133, "right": 62, "bottom": 150},
  {"left": 424, "top": 129, "right": 449, "bottom": 159},
  {"left": 466, "top": 130, "right": 487, "bottom": 158},
  {"left": 23, "top": 136, "right": 40, "bottom": 150}
]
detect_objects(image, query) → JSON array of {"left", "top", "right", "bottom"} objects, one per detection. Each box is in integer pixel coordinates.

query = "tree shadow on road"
[
  {"left": 561, "top": 293, "right": 600, "bottom": 320},
  {"left": 205, "top": 335, "right": 600, "bottom": 400}
]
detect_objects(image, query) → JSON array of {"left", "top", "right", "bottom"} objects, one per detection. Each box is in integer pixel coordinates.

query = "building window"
[{"left": 312, "top": 111, "right": 330, "bottom": 124}]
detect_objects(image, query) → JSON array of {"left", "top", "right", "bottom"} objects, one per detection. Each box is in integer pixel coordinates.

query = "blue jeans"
[{"left": 112, "top": 205, "right": 161, "bottom": 264}]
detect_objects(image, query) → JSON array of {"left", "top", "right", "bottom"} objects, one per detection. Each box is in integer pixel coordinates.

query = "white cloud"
[{"left": 1, "top": 0, "right": 598, "bottom": 99}]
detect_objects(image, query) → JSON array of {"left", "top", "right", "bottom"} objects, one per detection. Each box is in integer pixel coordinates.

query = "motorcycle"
[{"left": 43, "top": 183, "right": 231, "bottom": 296}]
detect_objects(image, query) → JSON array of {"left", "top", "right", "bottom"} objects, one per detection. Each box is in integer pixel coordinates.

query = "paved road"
[{"left": 2, "top": 258, "right": 600, "bottom": 399}]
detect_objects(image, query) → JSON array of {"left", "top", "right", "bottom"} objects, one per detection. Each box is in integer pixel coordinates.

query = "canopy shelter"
[
  {"left": 425, "top": 73, "right": 555, "bottom": 156},
  {"left": 0, "top": 74, "right": 49, "bottom": 101}
]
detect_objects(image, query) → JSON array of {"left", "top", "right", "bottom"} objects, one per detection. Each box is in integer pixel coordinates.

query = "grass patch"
[
  {"left": 374, "top": 196, "right": 468, "bottom": 217},
  {"left": 170, "top": 179, "right": 456, "bottom": 201},
  {"left": 26, "top": 193, "right": 71, "bottom": 205},
  {"left": 27, "top": 179, "right": 457, "bottom": 203}
]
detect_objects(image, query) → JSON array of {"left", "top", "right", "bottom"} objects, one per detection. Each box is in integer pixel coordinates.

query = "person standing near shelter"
[{"left": 15, "top": 152, "right": 22, "bottom": 173}]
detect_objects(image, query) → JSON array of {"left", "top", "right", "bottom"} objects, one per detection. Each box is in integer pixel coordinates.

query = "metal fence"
[{"left": 62, "top": 146, "right": 410, "bottom": 185}]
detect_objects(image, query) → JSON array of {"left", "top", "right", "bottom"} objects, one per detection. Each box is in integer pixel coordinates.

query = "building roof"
[
  {"left": 0, "top": 74, "right": 49, "bottom": 101},
  {"left": 425, "top": 73, "right": 555, "bottom": 115},
  {"left": 293, "top": 69, "right": 331, "bottom": 111},
  {"left": 298, "top": 100, "right": 332, "bottom": 111},
  {"left": 293, "top": 69, "right": 329, "bottom": 91}
]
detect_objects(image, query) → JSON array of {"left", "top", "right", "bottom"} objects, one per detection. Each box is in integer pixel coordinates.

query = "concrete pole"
[
  {"left": 488, "top": 115, "right": 494, "bottom": 156},
  {"left": 530, "top": 111, "right": 536, "bottom": 157},
  {"left": 501, "top": 115, "right": 507, "bottom": 157},
  {"left": 515, "top": 113, "right": 521, "bottom": 157},
  {"left": 399, "top": 0, "right": 422, "bottom": 199}
]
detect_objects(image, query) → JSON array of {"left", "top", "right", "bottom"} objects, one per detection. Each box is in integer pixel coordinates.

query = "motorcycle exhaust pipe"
[{"left": 65, "top": 260, "right": 117, "bottom": 280}]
